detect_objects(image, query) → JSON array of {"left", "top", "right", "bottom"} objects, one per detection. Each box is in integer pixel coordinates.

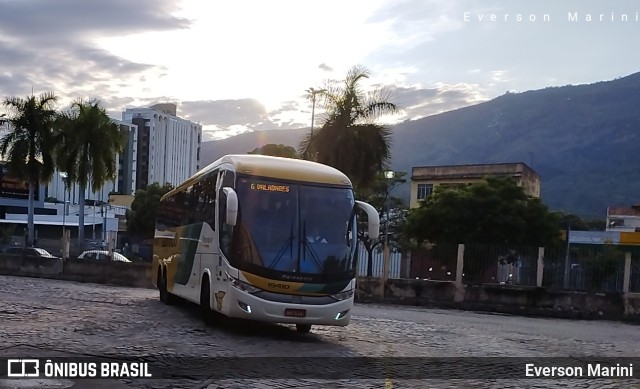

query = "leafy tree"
[
  {"left": 569, "top": 244, "right": 625, "bottom": 291},
  {"left": 403, "top": 176, "right": 562, "bottom": 247},
  {"left": 298, "top": 65, "right": 401, "bottom": 192},
  {"left": 553, "top": 212, "right": 605, "bottom": 231},
  {"left": 0, "top": 92, "right": 59, "bottom": 246},
  {"left": 55, "top": 99, "right": 128, "bottom": 248},
  {"left": 248, "top": 144, "right": 299, "bottom": 159},
  {"left": 356, "top": 171, "right": 408, "bottom": 276},
  {"left": 126, "top": 183, "right": 174, "bottom": 239}
]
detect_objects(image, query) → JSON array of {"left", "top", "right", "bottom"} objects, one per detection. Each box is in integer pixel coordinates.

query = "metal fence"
[
  {"left": 356, "top": 242, "right": 402, "bottom": 279},
  {"left": 8, "top": 233, "right": 639, "bottom": 293},
  {"left": 543, "top": 244, "right": 631, "bottom": 293},
  {"left": 461, "top": 243, "right": 539, "bottom": 286},
  {"left": 408, "top": 243, "right": 459, "bottom": 281},
  {"left": 632, "top": 255, "right": 640, "bottom": 293}
]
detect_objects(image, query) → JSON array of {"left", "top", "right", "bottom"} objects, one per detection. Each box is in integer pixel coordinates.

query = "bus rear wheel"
[
  {"left": 200, "top": 278, "right": 216, "bottom": 325},
  {"left": 296, "top": 324, "right": 312, "bottom": 334}
]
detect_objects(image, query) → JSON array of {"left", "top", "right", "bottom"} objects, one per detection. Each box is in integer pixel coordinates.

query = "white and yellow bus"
[{"left": 151, "top": 154, "right": 379, "bottom": 333}]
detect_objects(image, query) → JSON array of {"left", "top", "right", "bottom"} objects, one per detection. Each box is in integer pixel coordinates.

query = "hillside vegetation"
[{"left": 200, "top": 72, "right": 640, "bottom": 217}]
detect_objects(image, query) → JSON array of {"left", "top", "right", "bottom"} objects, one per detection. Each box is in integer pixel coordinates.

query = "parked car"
[
  {"left": 77, "top": 250, "right": 131, "bottom": 263},
  {"left": 4, "top": 246, "right": 60, "bottom": 259}
]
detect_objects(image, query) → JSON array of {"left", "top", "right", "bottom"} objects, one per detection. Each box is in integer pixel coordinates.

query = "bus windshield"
[{"left": 231, "top": 176, "right": 357, "bottom": 279}]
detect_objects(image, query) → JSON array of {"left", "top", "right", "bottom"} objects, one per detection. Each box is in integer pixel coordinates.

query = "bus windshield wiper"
[
  {"left": 268, "top": 219, "right": 295, "bottom": 269},
  {"left": 300, "top": 221, "right": 324, "bottom": 273}
]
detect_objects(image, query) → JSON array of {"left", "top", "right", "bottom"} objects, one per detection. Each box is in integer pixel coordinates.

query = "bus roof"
[{"left": 163, "top": 154, "right": 352, "bottom": 199}]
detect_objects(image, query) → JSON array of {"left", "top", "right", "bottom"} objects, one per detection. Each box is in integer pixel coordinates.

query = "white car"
[{"left": 77, "top": 250, "right": 131, "bottom": 263}]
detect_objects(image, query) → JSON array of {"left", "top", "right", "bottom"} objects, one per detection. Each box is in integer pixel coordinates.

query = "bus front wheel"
[
  {"left": 159, "top": 268, "right": 174, "bottom": 305},
  {"left": 296, "top": 324, "right": 312, "bottom": 334}
]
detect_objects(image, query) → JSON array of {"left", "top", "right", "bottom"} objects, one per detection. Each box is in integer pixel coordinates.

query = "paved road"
[{"left": 0, "top": 275, "right": 639, "bottom": 388}]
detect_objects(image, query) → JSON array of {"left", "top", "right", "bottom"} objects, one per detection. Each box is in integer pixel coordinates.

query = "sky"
[{"left": 0, "top": 0, "right": 639, "bottom": 141}]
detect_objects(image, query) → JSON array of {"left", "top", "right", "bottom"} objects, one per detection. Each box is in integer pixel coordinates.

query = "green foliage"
[
  {"left": 126, "top": 183, "right": 174, "bottom": 238},
  {"left": 0, "top": 92, "right": 59, "bottom": 184},
  {"left": 570, "top": 244, "right": 625, "bottom": 291},
  {"left": 55, "top": 99, "right": 128, "bottom": 191},
  {"left": 355, "top": 170, "right": 409, "bottom": 275},
  {"left": 55, "top": 98, "right": 128, "bottom": 245},
  {"left": 1, "top": 91, "right": 59, "bottom": 245},
  {"left": 0, "top": 225, "right": 16, "bottom": 244},
  {"left": 553, "top": 212, "right": 605, "bottom": 231},
  {"left": 298, "top": 65, "right": 401, "bottom": 192},
  {"left": 403, "top": 176, "right": 562, "bottom": 247},
  {"left": 248, "top": 144, "right": 299, "bottom": 159}
]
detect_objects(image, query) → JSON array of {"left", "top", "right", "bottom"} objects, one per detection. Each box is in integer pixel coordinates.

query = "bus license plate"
[{"left": 285, "top": 308, "right": 306, "bottom": 317}]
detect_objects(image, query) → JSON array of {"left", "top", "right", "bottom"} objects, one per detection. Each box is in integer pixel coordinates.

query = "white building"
[
  {"left": 122, "top": 103, "right": 202, "bottom": 190},
  {"left": 606, "top": 205, "right": 640, "bottom": 232}
]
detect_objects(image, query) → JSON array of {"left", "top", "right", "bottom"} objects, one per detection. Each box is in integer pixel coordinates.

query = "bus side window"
[{"left": 198, "top": 172, "right": 218, "bottom": 230}]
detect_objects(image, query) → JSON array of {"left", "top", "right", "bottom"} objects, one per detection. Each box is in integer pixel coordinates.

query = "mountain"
[
  {"left": 200, "top": 128, "right": 306, "bottom": 165},
  {"left": 199, "top": 72, "right": 640, "bottom": 218}
]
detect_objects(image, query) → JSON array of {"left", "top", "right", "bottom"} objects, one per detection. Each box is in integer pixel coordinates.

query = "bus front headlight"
[
  {"left": 226, "top": 272, "right": 261, "bottom": 294},
  {"left": 330, "top": 289, "right": 354, "bottom": 301}
]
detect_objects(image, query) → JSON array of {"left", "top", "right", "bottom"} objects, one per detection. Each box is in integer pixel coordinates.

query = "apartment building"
[
  {"left": 410, "top": 162, "right": 541, "bottom": 208},
  {"left": 122, "top": 103, "right": 202, "bottom": 190}
]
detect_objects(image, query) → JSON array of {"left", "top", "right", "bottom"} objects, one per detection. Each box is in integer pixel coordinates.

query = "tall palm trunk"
[
  {"left": 78, "top": 184, "right": 85, "bottom": 250},
  {"left": 27, "top": 181, "right": 35, "bottom": 247}
]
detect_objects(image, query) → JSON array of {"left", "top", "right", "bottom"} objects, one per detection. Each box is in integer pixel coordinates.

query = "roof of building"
[
  {"left": 411, "top": 162, "right": 538, "bottom": 180},
  {"left": 0, "top": 219, "right": 103, "bottom": 226},
  {"left": 607, "top": 206, "right": 640, "bottom": 217}
]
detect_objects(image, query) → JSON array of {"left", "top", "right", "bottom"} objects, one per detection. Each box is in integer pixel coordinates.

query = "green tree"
[
  {"left": 0, "top": 92, "right": 59, "bottom": 246},
  {"left": 403, "top": 176, "right": 562, "bottom": 247},
  {"left": 298, "top": 65, "right": 401, "bottom": 192},
  {"left": 553, "top": 212, "right": 606, "bottom": 232},
  {"left": 55, "top": 99, "right": 127, "bottom": 248},
  {"left": 569, "top": 244, "right": 625, "bottom": 291},
  {"left": 248, "top": 144, "right": 300, "bottom": 159},
  {"left": 126, "top": 182, "right": 174, "bottom": 238}
]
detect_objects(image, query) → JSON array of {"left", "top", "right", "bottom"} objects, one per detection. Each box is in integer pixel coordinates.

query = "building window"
[
  {"left": 417, "top": 183, "right": 433, "bottom": 200},
  {"left": 609, "top": 218, "right": 625, "bottom": 228}
]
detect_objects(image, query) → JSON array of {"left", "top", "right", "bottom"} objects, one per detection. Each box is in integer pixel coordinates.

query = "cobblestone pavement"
[{"left": 0, "top": 275, "right": 639, "bottom": 388}]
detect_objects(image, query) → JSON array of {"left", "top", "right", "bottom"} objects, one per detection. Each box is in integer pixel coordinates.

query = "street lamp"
[
  {"left": 383, "top": 170, "right": 395, "bottom": 281},
  {"left": 304, "top": 87, "right": 326, "bottom": 159},
  {"left": 59, "top": 172, "right": 68, "bottom": 235},
  {"left": 59, "top": 172, "right": 70, "bottom": 260}
]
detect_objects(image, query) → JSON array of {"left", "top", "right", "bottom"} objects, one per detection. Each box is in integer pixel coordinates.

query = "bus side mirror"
[
  {"left": 355, "top": 200, "right": 380, "bottom": 240},
  {"left": 222, "top": 187, "right": 238, "bottom": 226}
]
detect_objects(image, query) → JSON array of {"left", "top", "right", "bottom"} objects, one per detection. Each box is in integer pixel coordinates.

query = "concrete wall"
[
  {"left": 0, "top": 254, "right": 153, "bottom": 289},
  {"left": 356, "top": 276, "right": 640, "bottom": 323}
]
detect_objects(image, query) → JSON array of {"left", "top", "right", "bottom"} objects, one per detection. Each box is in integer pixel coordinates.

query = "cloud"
[
  {"left": 385, "top": 83, "right": 489, "bottom": 121},
  {"left": 178, "top": 99, "right": 307, "bottom": 140},
  {"left": 0, "top": 0, "right": 187, "bottom": 108},
  {"left": 367, "top": 0, "right": 464, "bottom": 49},
  {"left": 0, "top": 0, "right": 190, "bottom": 41},
  {"left": 179, "top": 99, "right": 270, "bottom": 127}
]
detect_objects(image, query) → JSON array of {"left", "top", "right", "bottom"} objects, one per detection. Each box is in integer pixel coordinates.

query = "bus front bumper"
[{"left": 223, "top": 286, "right": 353, "bottom": 326}]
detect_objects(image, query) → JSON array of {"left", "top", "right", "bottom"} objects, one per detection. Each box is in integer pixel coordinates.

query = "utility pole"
[{"left": 304, "top": 87, "right": 326, "bottom": 160}]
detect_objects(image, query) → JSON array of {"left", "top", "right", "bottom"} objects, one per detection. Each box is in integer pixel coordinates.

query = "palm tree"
[
  {"left": 0, "top": 92, "right": 59, "bottom": 246},
  {"left": 56, "top": 99, "right": 127, "bottom": 249},
  {"left": 298, "top": 65, "right": 401, "bottom": 191}
]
